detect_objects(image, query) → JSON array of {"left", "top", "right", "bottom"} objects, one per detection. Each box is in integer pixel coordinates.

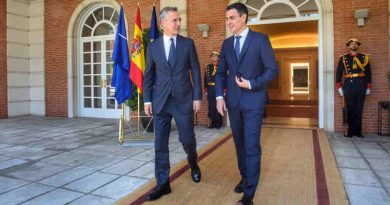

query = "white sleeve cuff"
[
  {"left": 144, "top": 102, "right": 152, "bottom": 105},
  {"left": 216, "top": 96, "right": 224, "bottom": 100}
]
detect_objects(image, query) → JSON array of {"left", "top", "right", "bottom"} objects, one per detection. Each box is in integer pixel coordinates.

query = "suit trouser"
[
  {"left": 229, "top": 106, "right": 263, "bottom": 198},
  {"left": 207, "top": 87, "right": 222, "bottom": 127},
  {"left": 154, "top": 96, "right": 198, "bottom": 186},
  {"left": 344, "top": 85, "right": 366, "bottom": 136}
]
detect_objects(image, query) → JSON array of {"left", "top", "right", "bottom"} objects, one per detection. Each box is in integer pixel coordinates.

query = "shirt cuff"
[
  {"left": 216, "top": 96, "right": 224, "bottom": 100},
  {"left": 248, "top": 81, "right": 252, "bottom": 90},
  {"left": 144, "top": 102, "right": 152, "bottom": 105},
  {"left": 336, "top": 82, "right": 342, "bottom": 89}
]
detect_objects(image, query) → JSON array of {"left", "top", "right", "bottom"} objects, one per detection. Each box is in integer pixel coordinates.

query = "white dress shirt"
[
  {"left": 144, "top": 34, "right": 180, "bottom": 105},
  {"left": 163, "top": 34, "right": 177, "bottom": 61},
  {"left": 217, "top": 27, "right": 251, "bottom": 100}
]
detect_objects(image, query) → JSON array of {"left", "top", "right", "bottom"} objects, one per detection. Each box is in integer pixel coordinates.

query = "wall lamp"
[
  {"left": 355, "top": 9, "right": 369, "bottom": 27},
  {"left": 197, "top": 24, "right": 209, "bottom": 38}
]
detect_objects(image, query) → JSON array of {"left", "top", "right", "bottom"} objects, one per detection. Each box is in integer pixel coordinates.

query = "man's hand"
[
  {"left": 338, "top": 88, "right": 343, "bottom": 96},
  {"left": 144, "top": 104, "right": 153, "bottom": 116},
  {"left": 216, "top": 99, "right": 227, "bottom": 117},
  {"left": 235, "top": 76, "right": 250, "bottom": 89},
  {"left": 366, "top": 89, "right": 371, "bottom": 95},
  {"left": 193, "top": 101, "right": 201, "bottom": 113}
]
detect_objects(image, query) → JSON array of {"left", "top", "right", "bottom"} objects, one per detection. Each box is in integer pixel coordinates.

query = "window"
[
  {"left": 241, "top": 0, "right": 319, "bottom": 24},
  {"left": 82, "top": 6, "right": 118, "bottom": 37}
]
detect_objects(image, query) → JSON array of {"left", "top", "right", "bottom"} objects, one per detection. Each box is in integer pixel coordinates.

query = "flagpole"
[
  {"left": 137, "top": 91, "right": 141, "bottom": 139},
  {"left": 118, "top": 103, "right": 125, "bottom": 144}
]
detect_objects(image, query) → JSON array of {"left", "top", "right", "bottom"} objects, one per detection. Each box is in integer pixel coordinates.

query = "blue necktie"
[
  {"left": 235, "top": 36, "right": 241, "bottom": 61},
  {"left": 168, "top": 38, "right": 175, "bottom": 67}
]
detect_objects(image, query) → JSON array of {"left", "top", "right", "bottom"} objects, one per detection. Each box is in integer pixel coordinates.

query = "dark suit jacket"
[
  {"left": 215, "top": 29, "right": 278, "bottom": 110},
  {"left": 143, "top": 35, "right": 202, "bottom": 114}
]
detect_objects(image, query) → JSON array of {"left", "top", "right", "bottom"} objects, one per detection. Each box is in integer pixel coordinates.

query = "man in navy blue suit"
[
  {"left": 143, "top": 7, "right": 202, "bottom": 201},
  {"left": 215, "top": 3, "right": 278, "bottom": 205}
]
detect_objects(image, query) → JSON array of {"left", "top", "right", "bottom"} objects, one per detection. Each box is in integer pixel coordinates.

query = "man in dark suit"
[
  {"left": 215, "top": 3, "right": 278, "bottom": 205},
  {"left": 143, "top": 7, "right": 202, "bottom": 201},
  {"left": 336, "top": 38, "right": 372, "bottom": 138}
]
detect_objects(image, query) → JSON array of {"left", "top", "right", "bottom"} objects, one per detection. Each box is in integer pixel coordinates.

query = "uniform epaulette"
[{"left": 342, "top": 53, "right": 349, "bottom": 57}]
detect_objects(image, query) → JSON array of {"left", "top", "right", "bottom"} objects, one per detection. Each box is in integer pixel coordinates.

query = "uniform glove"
[
  {"left": 366, "top": 89, "right": 371, "bottom": 95},
  {"left": 338, "top": 88, "right": 343, "bottom": 96}
]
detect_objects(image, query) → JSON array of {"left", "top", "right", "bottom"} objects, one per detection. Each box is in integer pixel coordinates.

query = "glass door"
[{"left": 80, "top": 37, "right": 122, "bottom": 118}]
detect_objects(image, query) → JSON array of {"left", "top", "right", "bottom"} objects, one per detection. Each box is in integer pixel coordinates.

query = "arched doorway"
[
  {"left": 79, "top": 6, "right": 120, "bottom": 118},
  {"left": 228, "top": 0, "right": 334, "bottom": 130},
  {"left": 67, "top": 1, "right": 123, "bottom": 118}
]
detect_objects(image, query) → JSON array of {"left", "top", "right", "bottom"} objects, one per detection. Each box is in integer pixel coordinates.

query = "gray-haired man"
[{"left": 143, "top": 7, "right": 202, "bottom": 201}]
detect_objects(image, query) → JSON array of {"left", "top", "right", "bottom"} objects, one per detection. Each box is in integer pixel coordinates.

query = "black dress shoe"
[
  {"left": 191, "top": 168, "right": 201, "bottom": 183},
  {"left": 237, "top": 195, "right": 253, "bottom": 205},
  {"left": 234, "top": 179, "right": 245, "bottom": 193},
  {"left": 146, "top": 183, "right": 171, "bottom": 201}
]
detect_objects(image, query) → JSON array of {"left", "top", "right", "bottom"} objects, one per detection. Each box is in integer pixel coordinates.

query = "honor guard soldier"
[
  {"left": 336, "top": 38, "right": 372, "bottom": 138},
  {"left": 204, "top": 51, "right": 224, "bottom": 129}
]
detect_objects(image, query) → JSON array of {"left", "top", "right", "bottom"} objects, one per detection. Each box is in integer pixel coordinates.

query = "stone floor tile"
[
  {"left": 340, "top": 168, "right": 381, "bottom": 187},
  {"left": 0, "top": 158, "right": 28, "bottom": 170},
  {"left": 376, "top": 171, "right": 390, "bottom": 188},
  {"left": 332, "top": 146, "right": 361, "bottom": 157},
  {"left": 345, "top": 184, "right": 390, "bottom": 205},
  {"left": 127, "top": 162, "right": 154, "bottom": 179},
  {"left": 67, "top": 194, "right": 115, "bottom": 205},
  {"left": 65, "top": 172, "right": 119, "bottom": 193},
  {"left": 367, "top": 158, "right": 390, "bottom": 171},
  {"left": 20, "top": 188, "right": 84, "bottom": 205},
  {"left": 112, "top": 146, "right": 149, "bottom": 159},
  {"left": 39, "top": 167, "right": 94, "bottom": 187},
  {"left": 0, "top": 176, "right": 29, "bottom": 194},
  {"left": 130, "top": 149, "right": 155, "bottom": 162},
  {"left": 0, "top": 183, "right": 53, "bottom": 205},
  {"left": 336, "top": 156, "right": 370, "bottom": 169},
  {"left": 41, "top": 152, "right": 99, "bottom": 167},
  {"left": 92, "top": 176, "right": 148, "bottom": 200},
  {"left": 101, "top": 159, "right": 145, "bottom": 175},
  {"left": 359, "top": 148, "right": 390, "bottom": 159},
  {"left": 4, "top": 162, "right": 68, "bottom": 181},
  {"left": 0, "top": 155, "right": 11, "bottom": 162},
  {"left": 79, "top": 155, "right": 126, "bottom": 171}
]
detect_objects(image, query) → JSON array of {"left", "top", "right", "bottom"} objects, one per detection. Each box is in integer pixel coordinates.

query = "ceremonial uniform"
[
  {"left": 336, "top": 39, "right": 372, "bottom": 137},
  {"left": 204, "top": 61, "right": 223, "bottom": 128}
]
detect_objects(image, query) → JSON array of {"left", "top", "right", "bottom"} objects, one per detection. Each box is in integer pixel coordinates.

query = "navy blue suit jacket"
[
  {"left": 215, "top": 30, "right": 278, "bottom": 110},
  {"left": 143, "top": 35, "right": 202, "bottom": 114}
]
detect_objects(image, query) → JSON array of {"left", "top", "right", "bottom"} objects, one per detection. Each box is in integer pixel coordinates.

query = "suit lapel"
[
  {"left": 238, "top": 29, "right": 253, "bottom": 64},
  {"left": 156, "top": 37, "right": 171, "bottom": 69}
]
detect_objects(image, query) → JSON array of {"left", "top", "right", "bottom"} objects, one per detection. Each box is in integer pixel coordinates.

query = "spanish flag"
[{"left": 130, "top": 6, "right": 145, "bottom": 93}]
